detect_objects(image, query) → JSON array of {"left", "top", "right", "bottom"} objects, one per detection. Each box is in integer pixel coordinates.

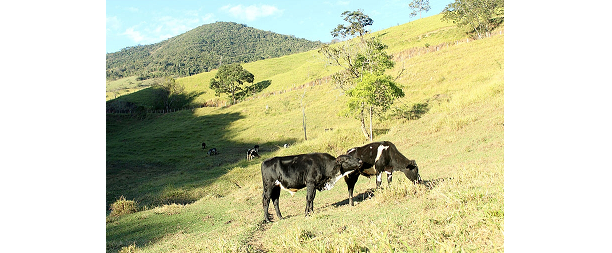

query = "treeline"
[{"left": 106, "top": 22, "right": 322, "bottom": 80}]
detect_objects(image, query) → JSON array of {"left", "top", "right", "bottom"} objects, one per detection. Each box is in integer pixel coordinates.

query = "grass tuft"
[{"left": 109, "top": 196, "right": 138, "bottom": 217}]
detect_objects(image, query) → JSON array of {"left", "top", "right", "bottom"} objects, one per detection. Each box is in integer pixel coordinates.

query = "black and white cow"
[
  {"left": 207, "top": 148, "right": 218, "bottom": 156},
  {"left": 261, "top": 153, "right": 362, "bottom": 222},
  {"left": 202, "top": 142, "right": 206, "bottom": 150},
  {"left": 247, "top": 148, "right": 260, "bottom": 160},
  {"left": 344, "top": 141, "right": 421, "bottom": 206}
]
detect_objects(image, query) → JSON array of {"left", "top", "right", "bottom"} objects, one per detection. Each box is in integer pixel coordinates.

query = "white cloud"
[
  {"left": 125, "top": 7, "right": 139, "bottom": 12},
  {"left": 106, "top": 16, "right": 120, "bottom": 31},
  {"left": 121, "top": 27, "right": 144, "bottom": 43},
  {"left": 220, "top": 4, "right": 282, "bottom": 21},
  {"left": 117, "top": 9, "right": 217, "bottom": 45}
]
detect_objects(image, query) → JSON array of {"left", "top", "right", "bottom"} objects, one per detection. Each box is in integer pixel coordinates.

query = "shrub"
[
  {"left": 109, "top": 196, "right": 138, "bottom": 217},
  {"left": 118, "top": 243, "right": 138, "bottom": 253}
]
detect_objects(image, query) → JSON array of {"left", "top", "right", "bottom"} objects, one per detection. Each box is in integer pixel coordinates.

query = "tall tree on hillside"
[
  {"left": 441, "top": 0, "right": 504, "bottom": 39},
  {"left": 409, "top": 0, "right": 431, "bottom": 19},
  {"left": 209, "top": 63, "right": 255, "bottom": 105},
  {"left": 319, "top": 10, "right": 402, "bottom": 141},
  {"left": 345, "top": 73, "right": 405, "bottom": 140},
  {"left": 331, "top": 9, "right": 373, "bottom": 42}
]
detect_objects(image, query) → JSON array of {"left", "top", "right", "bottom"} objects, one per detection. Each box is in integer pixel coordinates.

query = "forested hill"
[{"left": 106, "top": 22, "right": 323, "bottom": 80}]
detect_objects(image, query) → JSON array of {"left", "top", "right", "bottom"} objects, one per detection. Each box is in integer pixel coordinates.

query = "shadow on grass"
[
  {"left": 330, "top": 177, "right": 453, "bottom": 207},
  {"left": 331, "top": 188, "right": 376, "bottom": 207},
  {"left": 107, "top": 108, "right": 299, "bottom": 251},
  {"left": 107, "top": 110, "right": 297, "bottom": 208}
]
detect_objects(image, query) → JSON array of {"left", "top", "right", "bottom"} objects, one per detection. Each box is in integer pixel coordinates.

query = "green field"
[{"left": 107, "top": 14, "right": 504, "bottom": 252}]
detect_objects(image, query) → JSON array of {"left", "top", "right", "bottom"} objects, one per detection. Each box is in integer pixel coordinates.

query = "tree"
[
  {"left": 209, "top": 63, "right": 254, "bottom": 104},
  {"left": 152, "top": 76, "right": 185, "bottom": 110},
  {"left": 441, "top": 0, "right": 504, "bottom": 39},
  {"left": 319, "top": 10, "right": 401, "bottom": 141},
  {"left": 409, "top": 0, "right": 431, "bottom": 19},
  {"left": 331, "top": 10, "right": 373, "bottom": 41},
  {"left": 345, "top": 73, "right": 405, "bottom": 140}
]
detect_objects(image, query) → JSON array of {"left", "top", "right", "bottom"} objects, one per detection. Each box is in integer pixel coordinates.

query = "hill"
[
  {"left": 106, "top": 14, "right": 504, "bottom": 252},
  {"left": 106, "top": 21, "right": 322, "bottom": 80}
]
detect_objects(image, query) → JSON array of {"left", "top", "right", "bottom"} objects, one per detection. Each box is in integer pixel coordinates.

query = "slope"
[
  {"left": 106, "top": 14, "right": 503, "bottom": 252},
  {"left": 106, "top": 21, "right": 322, "bottom": 80}
]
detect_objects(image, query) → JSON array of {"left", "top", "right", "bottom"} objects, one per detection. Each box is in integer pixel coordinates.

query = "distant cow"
[
  {"left": 247, "top": 148, "right": 260, "bottom": 160},
  {"left": 344, "top": 141, "right": 421, "bottom": 206},
  {"left": 202, "top": 142, "right": 206, "bottom": 150},
  {"left": 207, "top": 148, "right": 218, "bottom": 156},
  {"left": 261, "top": 153, "right": 362, "bottom": 222}
]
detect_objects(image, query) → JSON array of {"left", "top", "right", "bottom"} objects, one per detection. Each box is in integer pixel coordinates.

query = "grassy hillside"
[
  {"left": 107, "top": 14, "right": 504, "bottom": 252},
  {"left": 106, "top": 22, "right": 322, "bottom": 81}
]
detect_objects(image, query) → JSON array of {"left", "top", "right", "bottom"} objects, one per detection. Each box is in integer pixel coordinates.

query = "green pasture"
[{"left": 107, "top": 14, "right": 504, "bottom": 252}]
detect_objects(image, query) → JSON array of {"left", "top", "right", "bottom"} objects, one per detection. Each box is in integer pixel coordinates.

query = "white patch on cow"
[
  {"left": 376, "top": 173, "right": 383, "bottom": 183},
  {"left": 275, "top": 180, "right": 297, "bottom": 196},
  {"left": 323, "top": 170, "right": 355, "bottom": 191},
  {"left": 375, "top": 145, "right": 389, "bottom": 163},
  {"left": 347, "top": 148, "right": 356, "bottom": 154},
  {"left": 385, "top": 171, "right": 393, "bottom": 175}
]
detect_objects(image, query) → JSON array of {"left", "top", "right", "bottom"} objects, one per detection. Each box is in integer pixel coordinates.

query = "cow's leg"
[
  {"left": 271, "top": 186, "right": 282, "bottom": 220},
  {"left": 305, "top": 184, "right": 316, "bottom": 216},
  {"left": 344, "top": 172, "right": 359, "bottom": 206},
  {"left": 387, "top": 171, "right": 393, "bottom": 186},
  {"left": 376, "top": 172, "right": 383, "bottom": 188},
  {"left": 262, "top": 185, "right": 272, "bottom": 222}
]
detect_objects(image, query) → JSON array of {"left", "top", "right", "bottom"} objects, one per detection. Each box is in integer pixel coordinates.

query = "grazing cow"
[
  {"left": 207, "top": 148, "right": 218, "bottom": 156},
  {"left": 344, "top": 141, "right": 421, "bottom": 206},
  {"left": 247, "top": 148, "right": 260, "bottom": 160},
  {"left": 261, "top": 153, "right": 362, "bottom": 222},
  {"left": 202, "top": 142, "right": 206, "bottom": 150}
]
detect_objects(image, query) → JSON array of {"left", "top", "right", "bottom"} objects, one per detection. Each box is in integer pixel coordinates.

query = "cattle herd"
[
  {"left": 260, "top": 141, "right": 421, "bottom": 223},
  {"left": 201, "top": 141, "right": 421, "bottom": 222}
]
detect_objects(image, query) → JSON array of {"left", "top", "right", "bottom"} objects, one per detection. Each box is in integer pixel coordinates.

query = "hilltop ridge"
[{"left": 106, "top": 21, "right": 322, "bottom": 80}]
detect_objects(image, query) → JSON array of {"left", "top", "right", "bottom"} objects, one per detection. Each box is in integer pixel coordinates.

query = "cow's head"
[
  {"left": 403, "top": 159, "right": 421, "bottom": 183},
  {"left": 322, "top": 155, "right": 363, "bottom": 191},
  {"left": 336, "top": 155, "right": 362, "bottom": 174}
]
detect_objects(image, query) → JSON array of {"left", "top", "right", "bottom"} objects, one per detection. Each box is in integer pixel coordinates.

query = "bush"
[
  {"left": 109, "top": 196, "right": 138, "bottom": 217},
  {"left": 118, "top": 243, "right": 138, "bottom": 253}
]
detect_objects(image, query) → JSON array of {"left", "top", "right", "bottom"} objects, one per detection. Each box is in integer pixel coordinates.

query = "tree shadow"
[
  {"left": 391, "top": 102, "right": 430, "bottom": 120},
  {"left": 373, "top": 128, "right": 390, "bottom": 136},
  {"left": 235, "top": 79, "right": 272, "bottom": 101}
]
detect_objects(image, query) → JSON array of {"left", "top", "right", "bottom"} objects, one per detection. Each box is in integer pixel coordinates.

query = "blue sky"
[{"left": 106, "top": 0, "right": 453, "bottom": 53}]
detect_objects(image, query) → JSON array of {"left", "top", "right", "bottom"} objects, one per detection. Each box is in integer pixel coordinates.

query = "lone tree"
[
  {"left": 209, "top": 63, "right": 254, "bottom": 105},
  {"left": 345, "top": 73, "right": 405, "bottom": 140},
  {"left": 152, "top": 76, "right": 185, "bottom": 110},
  {"left": 409, "top": 0, "right": 431, "bottom": 19},
  {"left": 441, "top": 0, "right": 504, "bottom": 39},
  {"left": 331, "top": 9, "right": 373, "bottom": 41},
  {"left": 319, "top": 10, "right": 403, "bottom": 141}
]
